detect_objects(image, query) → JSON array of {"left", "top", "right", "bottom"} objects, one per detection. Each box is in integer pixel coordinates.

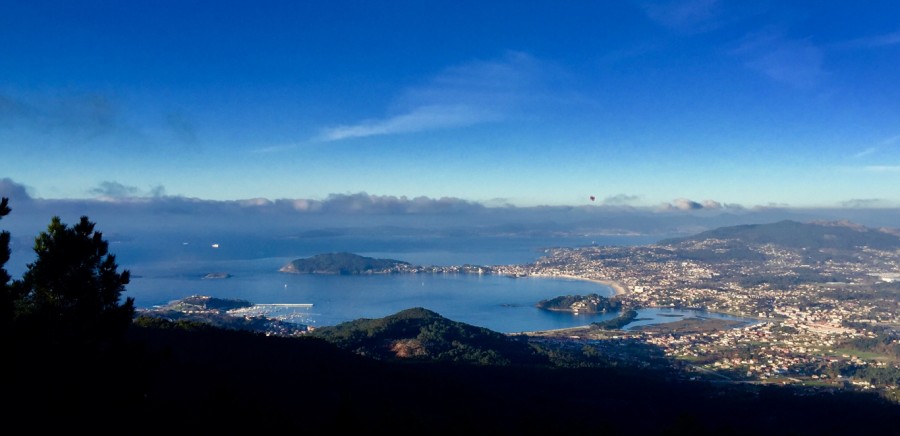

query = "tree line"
[{"left": 1, "top": 197, "right": 134, "bottom": 344}]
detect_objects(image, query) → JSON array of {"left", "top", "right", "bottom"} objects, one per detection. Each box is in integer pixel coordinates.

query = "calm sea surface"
[
  {"left": 13, "top": 232, "right": 752, "bottom": 333},
  {"left": 130, "top": 260, "right": 625, "bottom": 333}
]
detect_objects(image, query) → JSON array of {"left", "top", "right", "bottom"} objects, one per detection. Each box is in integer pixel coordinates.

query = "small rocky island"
[
  {"left": 202, "top": 272, "right": 233, "bottom": 279},
  {"left": 279, "top": 252, "right": 413, "bottom": 275},
  {"left": 536, "top": 294, "right": 638, "bottom": 329},
  {"left": 535, "top": 293, "right": 623, "bottom": 314}
]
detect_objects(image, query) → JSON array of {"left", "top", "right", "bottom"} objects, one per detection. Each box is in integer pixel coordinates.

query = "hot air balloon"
[{"left": 589, "top": 195, "right": 596, "bottom": 201}]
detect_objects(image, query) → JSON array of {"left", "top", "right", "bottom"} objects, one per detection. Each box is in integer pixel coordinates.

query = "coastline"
[{"left": 528, "top": 273, "right": 627, "bottom": 296}]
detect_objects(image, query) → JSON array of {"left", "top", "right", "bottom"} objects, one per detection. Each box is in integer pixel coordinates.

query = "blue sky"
[{"left": 2, "top": 1, "right": 900, "bottom": 209}]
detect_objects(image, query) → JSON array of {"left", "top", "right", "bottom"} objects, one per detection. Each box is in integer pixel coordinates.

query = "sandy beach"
[{"left": 528, "top": 273, "right": 627, "bottom": 296}]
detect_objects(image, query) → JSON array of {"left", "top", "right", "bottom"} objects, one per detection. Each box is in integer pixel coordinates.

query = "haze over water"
[
  {"left": 120, "top": 233, "right": 625, "bottom": 332},
  {"left": 101, "top": 232, "right": 749, "bottom": 333}
]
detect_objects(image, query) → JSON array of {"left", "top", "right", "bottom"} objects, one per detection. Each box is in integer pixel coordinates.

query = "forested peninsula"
[
  {"left": 279, "top": 252, "right": 411, "bottom": 275},
  {"left": 535, "top": 293, "right": 622, "bottom": 313}
]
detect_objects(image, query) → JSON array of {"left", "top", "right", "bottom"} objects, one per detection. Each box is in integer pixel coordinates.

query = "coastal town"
[
  {"left": 502, "top": 221, "right": 900, "bottom": 400},
  {"left": 145, "top": 221, "right": 900, "bottom": 402}
]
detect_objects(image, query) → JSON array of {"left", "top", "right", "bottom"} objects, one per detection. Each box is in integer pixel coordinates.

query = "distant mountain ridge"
[
  {"left": 658, "top": 220, "right": 900, "bottom": 251},
  {"left": 280, "top": 252, "right": 411, "bottom": 275}
]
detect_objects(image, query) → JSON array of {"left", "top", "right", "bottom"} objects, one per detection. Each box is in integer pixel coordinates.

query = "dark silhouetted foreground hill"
[
  {"left": 8, "top": 310, "right": 900, "bottom": 435},
  {"left": 309, "top": 307, "right": 546, "bottom": 365}
]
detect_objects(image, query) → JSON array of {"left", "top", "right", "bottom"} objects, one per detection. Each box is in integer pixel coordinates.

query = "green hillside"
[
  {"left": 6, "top": 307, "right": 899, "bottom": 434},
  {"left": 310, "top": 307, "right": 545, "bottom": 365}
]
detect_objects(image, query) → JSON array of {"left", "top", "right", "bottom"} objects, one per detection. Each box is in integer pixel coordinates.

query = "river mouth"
[{"left": 623, "top": 307, "right": 755, "bottom": 331}]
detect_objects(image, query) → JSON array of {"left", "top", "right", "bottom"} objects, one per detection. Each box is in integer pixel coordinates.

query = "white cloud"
[
  {"left": 4, "top": 175, "right": 900, "bottom": 241},
  {"left": 672, "top": 198, "right": 704, "bottom": 210},
  {"left": 311, "top": 193, "right": 487, "bottom": 214},
  {"left": 657, "top": 197, "right": 740, "bottom": 212},
  {"left": 236, "top": 198, "right": 273, "bottom": 207},
  {"left": 701, "top": 199, "right": 723, "bottom": 209}
]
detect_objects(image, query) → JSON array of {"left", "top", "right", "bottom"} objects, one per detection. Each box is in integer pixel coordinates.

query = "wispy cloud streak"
[
  {"left": 853, "top": 134, "right": 900, "bottom": 158},
  {"left": 0, "top": 92, "right": 120, "bottom": 138},
  {"left": 318, "top": 52, "right": 559, "bottom": 141},
  {"left": 320, "top": 105, "right": 498, "bottom": 141},
  {"left": 841, "top": 198, "right": 886, "bottom": 208},
  {"left": 863, "top": 165, "right": 900, "bottom": 173},
  {"left": 833, "top": 31, "right": 900, "bottom": 49},
  {"left": 640, "top": 0, "right": 723, "bottom": 33},
  {"left": 731, "top": 29, "right": 824, "bottom": 88}
]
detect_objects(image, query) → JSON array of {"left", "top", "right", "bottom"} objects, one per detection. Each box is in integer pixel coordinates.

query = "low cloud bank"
[
  {"left": 273, "top": 193, "right": 487, "bottom": 215},
  {"left": 90, "top": 181, "right": 167, "bottom": 199},
  {"left": 1, "top": 178, "right": 898, "bottom": 240},
  {"left": 657, "top": 198, "right": 744, "bottom": 212}
]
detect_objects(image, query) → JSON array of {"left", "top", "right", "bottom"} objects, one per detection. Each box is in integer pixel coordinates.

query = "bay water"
[{"left": 14, "top": 231, "right": 750, "bottom": 333}]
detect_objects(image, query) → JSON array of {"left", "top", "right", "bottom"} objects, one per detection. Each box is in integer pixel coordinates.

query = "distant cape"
[{"left": 659, "top": 220, "right": 900, "bottom": 251}]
